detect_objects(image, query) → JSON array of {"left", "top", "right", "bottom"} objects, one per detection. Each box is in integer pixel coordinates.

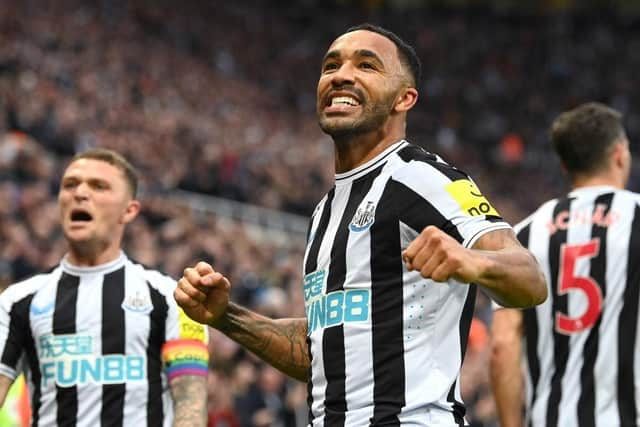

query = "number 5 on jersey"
[{"left": 555, "top": 238, "right": 603, "bottom": 334}]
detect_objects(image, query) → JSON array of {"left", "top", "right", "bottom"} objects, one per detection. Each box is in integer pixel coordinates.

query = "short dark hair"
[
  {"left": 346, "top": 23, "right": 422, "bottom": 87},
  {"left": 69, "top": 148, "right": 139, "bottom": 197},
  {"left": 550, "top": 102, "right": 626, "bottom": 178}
]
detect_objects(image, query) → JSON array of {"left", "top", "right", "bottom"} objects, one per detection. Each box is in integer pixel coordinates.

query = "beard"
[{"left": 318, "top": 92, "right": 397, "bottom": 139}]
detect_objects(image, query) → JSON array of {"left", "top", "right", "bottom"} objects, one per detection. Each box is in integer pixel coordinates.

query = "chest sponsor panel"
[
  {"left": 303, "top": 270, "right": 370, "bottom": 334},
  {"left": 38, "top": 333, "right": 145, "bottom": 387}
]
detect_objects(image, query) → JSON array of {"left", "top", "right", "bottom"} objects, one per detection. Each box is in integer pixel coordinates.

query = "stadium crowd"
[{"left": 1, "top": 0, "right": 638, "bottom": 426}]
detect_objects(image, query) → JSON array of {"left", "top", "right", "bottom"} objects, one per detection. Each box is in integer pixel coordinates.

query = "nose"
[
  {"left": 72, "top": 182, "right": 90, "bottom": 200},
  {"left": 330, "top": 62, "right": 356, "bottom": 87}
]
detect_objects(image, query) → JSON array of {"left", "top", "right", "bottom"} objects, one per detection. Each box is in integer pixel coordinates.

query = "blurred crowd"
[{"left": 1, "top": 0, "right": 639, "bottom": 426}]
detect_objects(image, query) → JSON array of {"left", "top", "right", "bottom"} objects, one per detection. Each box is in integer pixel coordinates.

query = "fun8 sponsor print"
[
  {"left": 303, "top": 270, "right": 370, "bottom": 334},
  {"left": 38, "top": 334, "right": 145, "bottom": 387}
]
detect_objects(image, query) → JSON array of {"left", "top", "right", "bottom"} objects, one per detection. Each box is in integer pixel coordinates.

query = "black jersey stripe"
[
  {"left": 54, "top": 272, "right": 80, "bottom": 426},
  {"left": 397, "top": 145, "right": 469, "bottom": 183},
  {"left": 618, "top": 204, "right": 640, "bottom": 426},
  {"left": 101, "top": 267, "right": 126, "bottom": 427},
  {"left": 304, "top": 189, "right": 334, "bottom": 424},
  {"left": 517, "top": 223, "right": 542, "bottom": 421},
  {"left": 305, "top": 190, "right": 335, "bottom": 275},
  {"left": 516, "top": 222, "right": 531, "bottom": 247},
  {"left": 577, "top": 193, "right": 613, "bottom": 427},
  {"left": 447, "top": 284, "right": 476, "bottom": 426},
  {"left": 147, "top": 283, "right": 167, "bottom": 427},
  {"left": 523, "top": 305, "right": 539, "bottom": 427},
  {"left": 397, "top": 144, "right": 438, "bottom": 163},
  {"left": 546, "top": 197, "right": 572, "bottom": 427},
  {"left": 324, "top": 168, "right": 381, "bottom": 426},
  {"left": 392, "top": 180, "right": 464, "bottom": 243},
  {"left": 369, "top": 180, "right": 406, "bottom": 426},
  {"left": 1, "top": 295, "right": 30, "bottom": 368}
]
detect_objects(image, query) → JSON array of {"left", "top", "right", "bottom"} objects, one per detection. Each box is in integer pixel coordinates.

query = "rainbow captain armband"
[
  {"left": 162, "top": 308, "right": 209, "bottom": 380},
  {"left": 0, "top": 374, "right": 31, "bottom": 427},
  {"left": 162, "top": 339, "right": 209, "bottom": 381}
]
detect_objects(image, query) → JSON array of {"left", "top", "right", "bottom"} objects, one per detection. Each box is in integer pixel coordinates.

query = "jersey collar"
[
  {"left": 61, "top": 251, "right": 127, "bottom": 276},
  {"left": 335, "top": 140, "right": 408, "bottom": 185}
]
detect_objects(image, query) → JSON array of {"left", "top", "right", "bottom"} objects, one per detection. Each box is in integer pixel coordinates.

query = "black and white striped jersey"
[
  {"left": 515, "top": 186, "right": 640, "bottom": 427},
  {"left": 303, "top": 140, "right": 510, "bottom": 426},
  {"left": 0, "top": 252, "right": 209, "bottom": 427}
]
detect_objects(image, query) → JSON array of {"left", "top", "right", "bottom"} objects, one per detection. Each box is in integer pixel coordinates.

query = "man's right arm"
[
  {"left": 0, "top": 374, "right": 14, "bottom": 408},
  {"left": 174, "top": 262, "right": 310, "bottom": 382},
  {"left": 216, "top": 303, "right": 309, "bottom": 382},
  {"left": 490, "top": 308, "right": 525, "bottom": 427}
]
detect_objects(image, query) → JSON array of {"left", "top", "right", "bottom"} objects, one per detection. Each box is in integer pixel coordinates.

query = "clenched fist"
[
  {"left": 174, "top": 261, "right": 231, "bottom": 327},
  {"left": 402, "top": 225, "right": 486, "bottom": 284}
]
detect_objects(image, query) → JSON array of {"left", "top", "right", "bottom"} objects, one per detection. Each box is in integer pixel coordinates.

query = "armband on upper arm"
[{"left": 162, "top": 308, "right": 209, "bottom": 381}]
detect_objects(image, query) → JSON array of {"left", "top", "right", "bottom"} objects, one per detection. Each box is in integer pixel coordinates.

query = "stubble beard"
[{"left": 318, "top": 96, "right": 396, "bottom": 140}]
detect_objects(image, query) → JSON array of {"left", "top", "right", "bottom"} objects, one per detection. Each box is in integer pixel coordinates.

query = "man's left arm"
[
  {"left": 403, "top": 226, "right": 547, "bottom": 308},
  {"left": 163, "top": 305, "right": 210, "bottom": 427},
  {"left": 170, "top": 374, "right": 208, "bottom": 427}
]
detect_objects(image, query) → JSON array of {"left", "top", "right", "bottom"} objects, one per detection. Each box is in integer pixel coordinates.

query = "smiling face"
[
  {"left": 316, "top": 29, "right": 412, "bottom": 138},
  {"left": 58, "top": 158, "right": 140, "bottom": 265}
]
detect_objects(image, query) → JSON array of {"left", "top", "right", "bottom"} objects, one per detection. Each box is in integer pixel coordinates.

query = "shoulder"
[
  {"left": 390, "top": 142, "right": 469, "bottom": 183},
  {"left": 125, "top": 258, "right": 177, "bottom": 293},
  {"left": 514, "top": 198, "right": 560, "bottom": 233},
  {"left": 1, "top": 267, "right": 62, "bottom": 305},
  {"left": 619, "top": 189, "right": 640, "bottom": 204},
  {"left": 388, "top": 142, "right": 495, "bottom": 214}
]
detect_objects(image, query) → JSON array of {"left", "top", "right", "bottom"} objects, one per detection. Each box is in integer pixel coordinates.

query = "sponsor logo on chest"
[{"left": 39, "top": 334, "right": 146, "bottom": 387}]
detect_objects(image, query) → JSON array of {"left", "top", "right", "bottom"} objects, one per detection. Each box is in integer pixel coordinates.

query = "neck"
[
  {"left": 572, "top": 173, "right": 625, "bottom": 191},
  {"left": 66, "top": 241, "right": 122, "bottom": 267},
  {"left": 333, "top": 129, "right": 405, "bottom": 174}
]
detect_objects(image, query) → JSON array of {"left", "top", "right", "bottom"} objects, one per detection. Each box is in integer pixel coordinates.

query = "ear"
[
  {"left": 120, "top": 199, "right": 141, "bottom": 225},
  {"left": 393, "top": 87, "right": 419, "bottom": 113},
  {"left": 611, "top": 141, "right": 627, "bottom": 169}
]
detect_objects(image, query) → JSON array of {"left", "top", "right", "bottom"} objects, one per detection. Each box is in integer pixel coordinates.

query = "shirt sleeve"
[
  {"left": 0, "top": 288, "right": 29, "bottom": 381},
  {"left": 393, "top": 159, "right": 512, "bottom": 247}
]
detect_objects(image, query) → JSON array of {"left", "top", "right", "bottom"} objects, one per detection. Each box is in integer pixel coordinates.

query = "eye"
[
  {"left": 322, "top": 62, "right": 339, "bottom": 72},
  {"left": 359, "top": 62, "right": 375, "bottom": 70},
  {"left": 92, "top": 181, "right": 109, "bottom": 190},
  {"left": 62, "top": 180, "right": 77, "bottom": 190}
]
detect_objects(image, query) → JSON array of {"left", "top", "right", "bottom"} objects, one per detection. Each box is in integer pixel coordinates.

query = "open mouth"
[
  {"left": 328, "top": 95, "right": 361, "bottom": 107},
  {"left": 70, "top": 209, "right": 93, "bottom": 222}
]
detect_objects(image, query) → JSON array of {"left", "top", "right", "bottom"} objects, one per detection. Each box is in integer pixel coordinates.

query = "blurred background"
[{"left": 1, "top": 0, "right": 639, "bottom": 426}]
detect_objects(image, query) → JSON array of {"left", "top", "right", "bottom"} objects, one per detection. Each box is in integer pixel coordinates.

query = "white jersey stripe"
[
  {"left": 594, "top": 193, "right": 630, "bottom": 425},
  {"left": 75, "top": 271, "right": 104, "bottom": 424}
]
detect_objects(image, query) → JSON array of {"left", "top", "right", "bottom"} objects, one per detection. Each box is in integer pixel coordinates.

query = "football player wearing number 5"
[{"left": 490, "top": 102, "right": 637, "bottom": 427}]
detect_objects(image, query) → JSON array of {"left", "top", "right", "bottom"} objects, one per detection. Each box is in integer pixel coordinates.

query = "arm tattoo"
[
  {"left": 216, "top": 303, "right": 310, "bottom": 381},
  {"left": 170, "top": 375, "right": 208, "bottom": 427}
]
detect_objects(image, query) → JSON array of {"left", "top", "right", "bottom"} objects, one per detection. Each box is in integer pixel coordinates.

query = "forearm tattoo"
[
  {"left": 217, "top": 303, "right": 310, "bottom": 381},
  {"left": 171, "top": 375, "right": 208, "bottom": 427}
]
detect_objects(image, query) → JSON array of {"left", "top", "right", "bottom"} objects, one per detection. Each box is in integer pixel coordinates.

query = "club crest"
[
  {"left": 121, "top": 291, "right": 153, "bottom": 314},
  {"left": 349, "top": 201, "right": 376, "bottom": 232}
]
